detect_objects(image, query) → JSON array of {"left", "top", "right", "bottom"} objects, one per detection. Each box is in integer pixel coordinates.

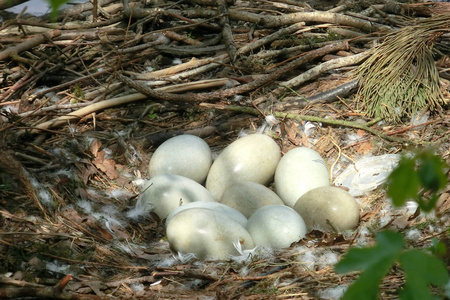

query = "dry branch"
[
  {"left": 178, "top": 8, "right": 392, "bottom": 31},
  {"left": 273, "top": 51, "right": 369, "bottom": 97},
  {"left": 0, "top": 30, "right": 61, "bottom": 61}
]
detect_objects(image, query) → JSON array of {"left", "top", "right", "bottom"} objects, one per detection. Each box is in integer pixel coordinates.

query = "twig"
[
  {"left": 272, "top": 51, "right": 369, "bottom": 98},
  {"left": 178, "top": 8, "right": 392, "bottom": 31},
  {"left": 29, "top": 42, "right": 347, "bottom": 133},
  {"left": 118, "top": 41, "right": 349, "bottom": 101},
  {"left": 0, "top": 30, "right": 61, "bottom": 61},
  {"left": 218, "top": 0, "right": 237, "bottom": 61},
  {"left": 198, "top": 103, "right": 418, "bottom": 144},
  {"left": 0, "top": 151, "right": 48, "bottom": 217}
]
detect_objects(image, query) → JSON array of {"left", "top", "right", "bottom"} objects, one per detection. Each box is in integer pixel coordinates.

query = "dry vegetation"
[{"left": 0, "top": 0, "right": 449, "bottom": 299}]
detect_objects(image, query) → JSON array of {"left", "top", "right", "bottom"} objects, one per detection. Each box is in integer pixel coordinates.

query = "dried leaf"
[{"left": 93, "top": 151, "right": 119, "bottom": 179}]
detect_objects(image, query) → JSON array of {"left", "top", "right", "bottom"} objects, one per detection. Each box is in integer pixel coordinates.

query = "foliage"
[
  {"left": 355, "top": 14, "right": 449, "bottom": 122},
  {"left": 386, "top": 149, "right": 448, "bottom": 212},
  {"left": 335, "top": 149, "right": 449, "bottom": 299},
  {"left": 46, "top": 0, "right": 68, "bottom": 21},
  {"left": 335, "top": 231, "right": 448, "bottom": 300}
]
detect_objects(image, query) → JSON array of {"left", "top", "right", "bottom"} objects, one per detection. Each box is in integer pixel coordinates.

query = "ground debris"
[{"left": 0, "top": 0, "right": 449, "bottom": 298}]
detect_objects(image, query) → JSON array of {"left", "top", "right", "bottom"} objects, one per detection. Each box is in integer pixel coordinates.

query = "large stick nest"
[{"left": 0, "top": 0, "right": 449, "bottom": 299}]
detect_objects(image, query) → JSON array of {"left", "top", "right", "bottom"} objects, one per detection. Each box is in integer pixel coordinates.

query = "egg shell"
[
  {"left": 219, "top": 181, "right": 284, "bottom": 218},
  {"left": 293, "top": 186, "right": 359, "bottom": 232},
  {"left": 148, "top": 134, "right": 212, "bottom": 183},
  {"left": 206, "top": 134, "right": 281, "bottom": 200},
  {"left": 245, "top": 205, "right": 307, "bottom": 249},
  {"left": 275, "top": 147, "right": 330, "bottom": 207},
  {"left": 165, "top": 201, "right": 247, "bottom": 228},
  {"left": 136, "top": 174, "right": 214, "bottom": 219},
  {"left": 166, "top": 208, "right": 255, "bottom": 259}
]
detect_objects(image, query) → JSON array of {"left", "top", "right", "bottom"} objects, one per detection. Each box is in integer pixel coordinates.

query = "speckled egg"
[
  {"left": 165, "top": 201, "right": 247, "bottom": 228},
  {"left": 294, "top": 186, "right": 359, "bottom": 232},
  {"left": 245, "top": 205, "right": 307, "bottom": 249},
  {"left": 275, "top": 147, "right": 330, "bottom": 207},
  {"left": 206, "top": 134, "right": 281, "bottom": 200},
  {"left": 219, "top": 181, "right": 284, "bottom": 218},
  {"left": 148, "top": 134, "right": 212, "bottom": 183},
  {"left": 136, "top": 174, "right": 214, "bottom": 219},
  {"left": 166, "top": 208, "right": 255, "bottom": 259}
]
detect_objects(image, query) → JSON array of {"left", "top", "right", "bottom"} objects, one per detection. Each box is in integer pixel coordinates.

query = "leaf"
[
  {"left": 45, "top": 0, "right": 67, "bottom": 21},
  {"left": 335, "top": 231, "right": 404, "bottom": 300},
  {"left": 386, "top": 156, "right": 420, "bottom": 207},
  {"left": 429, "top": 238, "right": 447, "bottom": 257},
  {"left": 399, "top": 250, "right": 449, "bottom": 300},
  {"left": 417, "top": 150, "right": 447, "bottom": 192}
]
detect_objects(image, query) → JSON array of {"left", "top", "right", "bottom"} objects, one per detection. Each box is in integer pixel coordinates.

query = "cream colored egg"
[
  {"left": 206, "top": 134, "right": 281, "bottom": 200},
  {"left": 275, "top": 147, "right": 330, "bottom": 207},
  {"left": 136, "top": 174, "right": 214, "bottom": 219},
  {"left": 294, "top": 186, "right": 359, "bottom": 232},
  {"left": 245, "top": 205, "right": 307, "bottom": 249},
  {"left": 219, "top": 181, "right": 284, "bottom": 218},
  {"left": 166, "top": 208, "right": 255, "bottom": 259},
  {"left": 148, "top": 134, "right": 212, "bottom": 183},
  {"left": 165, "top": 201, "right": 247, "bottom": 228}
]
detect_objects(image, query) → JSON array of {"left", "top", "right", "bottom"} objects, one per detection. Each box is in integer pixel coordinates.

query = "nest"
[{"left": 0, "top": 0, "right": 449, "bottom": 299}]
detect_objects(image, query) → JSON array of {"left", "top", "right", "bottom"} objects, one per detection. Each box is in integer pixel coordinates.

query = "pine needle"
[{"left": 356, "top": 14, "right": 450, "bottom": 122}]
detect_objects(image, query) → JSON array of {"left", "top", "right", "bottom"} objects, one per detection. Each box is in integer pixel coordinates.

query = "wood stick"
[
  {"left": 0, "top": 30, "right": 61, "bottom": 61},
  {"left": 30, "top": 40, "right": 346, "bottom": 133},
  {"left": 176, "top": 8, "right": 392, "bottom": 31},
  {"left": 197, "top": 103, "right": 414, "bottom": 144},
  {"left": 273, "top": 51, "right": 369, "bottom": 96}
]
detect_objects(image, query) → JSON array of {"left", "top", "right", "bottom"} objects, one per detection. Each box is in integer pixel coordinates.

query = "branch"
[{"left": 198, "top": 103, "right": 417, "bottom": 145}]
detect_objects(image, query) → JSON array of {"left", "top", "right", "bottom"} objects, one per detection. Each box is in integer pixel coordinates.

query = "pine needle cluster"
[{"left": 356, "top": 14, "right": 449, "bottom": 122}]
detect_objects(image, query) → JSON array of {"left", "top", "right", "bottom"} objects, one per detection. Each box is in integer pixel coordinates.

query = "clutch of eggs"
[{"left": 138, "top": 134, "right": 359, "bottom": 259}]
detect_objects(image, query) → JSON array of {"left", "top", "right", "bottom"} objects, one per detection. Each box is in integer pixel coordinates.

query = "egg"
[
  {"left": 245, "top": 205, "right": 307, "bottom": 249},
  {"left": 136, "top": 174, "right": 214, "bottom": 219},
  {"left": 206, "top": 134, "right": 281, "bottom": 200},
  {"left": 165, "top": 201, "right": 247, "bottom": 228},
  {"left": 275, "top": 147, "right": 330, "bottom": 207},
  {"left": 166, "top": 208, "right": 255, "bottom": 259},
  {"left": 219, "top": 181, "right": 284, "bottom": 218},
  {"left": 148, "top": 134, "right": 212, "bottom": 183},
  {"left": 293, "top": 186, "right": 359, "bottom": 232}
]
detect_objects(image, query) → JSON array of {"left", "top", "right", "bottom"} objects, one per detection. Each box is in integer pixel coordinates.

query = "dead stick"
[
  {"left": 0, "top": 30, "right": 61, "bottom": 61},
  {"left": 117, "top": 41, "right": 349, "bottom": 103},
  {"left": 198, "top": 103, "right": 421, "bottom": 145},
  {"left": 31, "top": 42, "right": 348, "bottom": 133},
  {"left": 0, "top": 61, "right": 43, "bottom": 101},
  {"left": 177, "top": 8, "right": 392, "bottom": 31},
  {"left": 271, "top": 51, "right": 369, "bottom": 98},
  {"left": 217, "top": 0, "right": 237, "bottom": 61},
  {"left": 31, "top": 59, "right": 141, "bottom": 100}
]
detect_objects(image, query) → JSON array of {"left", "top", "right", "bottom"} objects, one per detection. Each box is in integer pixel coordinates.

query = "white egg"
[
  {"left": 275, "top": 147, "right": 330, "bottom": 207},
  {"left": 165, "top": 201, "right": 247, "bottom": 228},
  {"left": 294, "top": 186, "right": 359, "bottom": 232},
  {"left": 245, "top": 205, "right": 307, "bottom": 249},
  {"left": 166, "top": 208, "right": 255, "bottom": 259},
  {"left": 136, "top": 174, "right": 214, "bottom": 219},
  {"left": 219, "top": 181, "right": 284, "bottom": 218},
  {"left": 206, "top": 134, "right": 281, "bottom": 200},
  {"left": 148, "top": 134, "right": 212, "bottom": 183}
]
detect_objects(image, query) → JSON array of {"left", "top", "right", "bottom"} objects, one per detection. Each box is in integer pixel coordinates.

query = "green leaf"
[
  {"left": 399, "top": 250, "right": 449, "bottom": 300},
  {"left": 335, "top": 231, "right": 404, "bottom": 300},
  {"left": 45, "top": 0, "right": 67, "bottom": 21},
  {"left": 386, "top": 156, "right": 420, "bottom": 207},
  {"left": 429, "top": 238, "right": 447, "bottom": 257},
  {"left": 335, "top": 231, "right": 404, "bottom": 273},
  {"left": 417, "top": 150, "right": 447, "bottom": 192}
]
